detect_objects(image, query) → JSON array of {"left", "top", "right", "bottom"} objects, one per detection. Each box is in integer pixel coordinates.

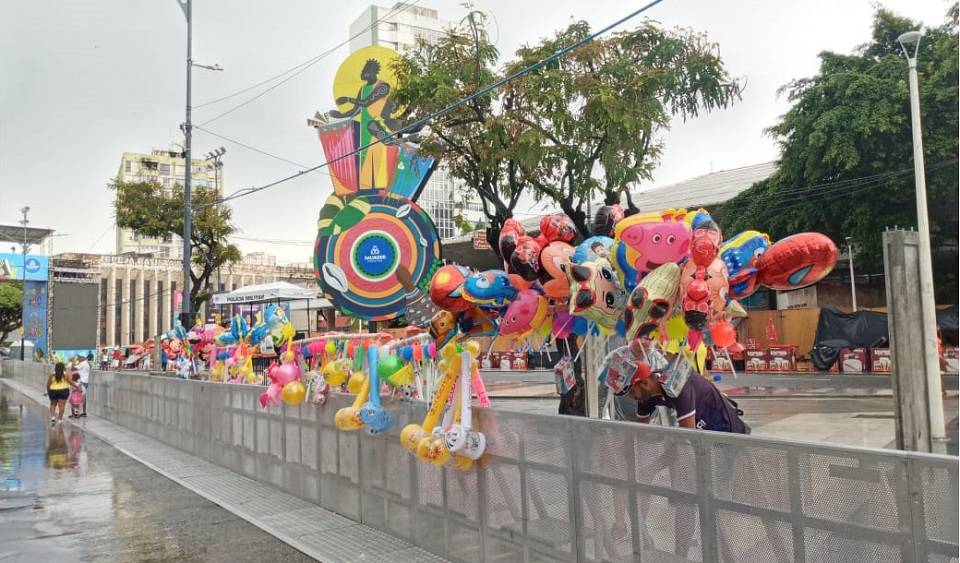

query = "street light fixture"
[
  {"left": 897, "top": 28, "right": 946, "bottom": 445},
  {"left": 18, "top": 206, "right": 30, "bottom": 361},
  {"left": 174, "top": 0, "right": 222, "bottom": 328}
]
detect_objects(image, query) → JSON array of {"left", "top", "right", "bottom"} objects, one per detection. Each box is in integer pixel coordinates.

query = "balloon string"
[{"left": 571, "top": 321, "right": 595, "bottom": 364}]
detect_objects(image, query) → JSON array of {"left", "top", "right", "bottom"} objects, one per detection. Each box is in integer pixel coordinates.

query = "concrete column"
[
  {"left": 134, "top": 268, "right": 144, "bottom": 343},
  {"left": 147, "top": 272, "right": 158, "bottom": 339},
  {"left": 883, "top": 229, "right": 946, "bottom": 453},
  {"left": 106, "top": 268, "right": 117, "bottom": 347},
  {"left": 162, "top": 270, "right": 172, "bottom": 332},
  {"left": 119, "top": 268, "right": 130, "bottom": 346}
]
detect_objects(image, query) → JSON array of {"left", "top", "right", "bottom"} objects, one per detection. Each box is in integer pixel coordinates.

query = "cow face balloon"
[{"left": 563, "top": 258, "right": 627, "bottom": 330}]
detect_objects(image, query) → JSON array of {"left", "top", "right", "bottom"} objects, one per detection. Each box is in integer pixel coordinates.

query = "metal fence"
[{"left": 3, "top": 360, "right": 957, "bottom": 563}]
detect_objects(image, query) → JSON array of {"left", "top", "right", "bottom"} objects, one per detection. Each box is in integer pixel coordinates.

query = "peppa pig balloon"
[
  {"left": 500, "top": 289, "right": 550, "bottom": 337},
  {"left": 612, "top": 209, "right": 691, "bottom": 292}
]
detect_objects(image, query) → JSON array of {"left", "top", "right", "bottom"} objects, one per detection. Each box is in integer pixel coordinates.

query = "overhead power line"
[
  {"left": 195, "top": 0, "right": 422, "bottom": 126},
  {"left": 206, "top": 0, "right": 670, "bottom": 209},
  {"left": 194, "top": 125, "right": 327, "bottom": 175}
]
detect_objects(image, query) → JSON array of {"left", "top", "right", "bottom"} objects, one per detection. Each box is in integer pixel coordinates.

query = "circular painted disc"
[{"left": 315, "top": 195, "right": 441, "bottom": 321}]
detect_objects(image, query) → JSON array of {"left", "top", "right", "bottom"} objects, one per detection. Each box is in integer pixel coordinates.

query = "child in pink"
[{"left": 68, "top": 373, "right": 84, "bottom": 418}]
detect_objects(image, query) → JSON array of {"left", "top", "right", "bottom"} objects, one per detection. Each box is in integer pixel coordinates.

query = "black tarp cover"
[{"left": 811, "top": 305, "right": 960, "bottom": 369}]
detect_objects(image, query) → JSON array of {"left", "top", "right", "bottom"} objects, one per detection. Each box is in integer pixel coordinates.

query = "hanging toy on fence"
[
  {"left": 443, "top": 345, "right": 486, "bottom": 460},
  {"left": 358, "top": 344, "right": 392, "bottom": 433}
]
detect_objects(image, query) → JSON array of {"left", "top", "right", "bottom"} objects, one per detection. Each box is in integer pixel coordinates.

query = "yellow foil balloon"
[
  {"left": 347, "top": 370, "right": 366, "bottom": 394},
  {"left": 281, "top": 381, "right": 307, "bottom": 405},
  {"left": 322, "top": 359, "right": 350, "bottom": 386}
]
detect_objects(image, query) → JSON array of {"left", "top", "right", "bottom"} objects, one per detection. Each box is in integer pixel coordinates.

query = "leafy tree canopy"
[
  {"left": 507, "top": 20, "right": 740, "bottom": 235},
  {"left": 714, "top": 5, "right": 958, "bottom": 300},
  {"left": 0, "top": 283, "right": 22, "bottom": 344},
  {"left": 393, "top": 12, "right": 740, "bottom": 248},
  {"left": 113, "top": 179, "right": 241, "bottom": 312}
]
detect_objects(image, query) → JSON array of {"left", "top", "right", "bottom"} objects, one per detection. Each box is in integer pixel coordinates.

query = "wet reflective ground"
[{"left": 0, "top": 384, "right": 316, "bottom": 562}]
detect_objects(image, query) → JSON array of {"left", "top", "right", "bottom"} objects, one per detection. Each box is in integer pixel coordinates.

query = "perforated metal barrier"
[{"left": 4, "top": 360, "right": 957, "bottom": 563}]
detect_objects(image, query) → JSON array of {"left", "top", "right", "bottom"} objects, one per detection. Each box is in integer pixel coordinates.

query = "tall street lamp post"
[
  {"left": 175, "top": 0, "right": 221, "bottom": 327},
  {"left": 897, "top": 29, "right": 945, "bottom": 443},
  {"left": 19, "top": 206, "right": 30, "bottom": 361}
]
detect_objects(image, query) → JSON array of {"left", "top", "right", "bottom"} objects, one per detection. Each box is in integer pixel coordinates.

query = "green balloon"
[{"left": 378, "top": 355, "right": 404, "bottom": 379}]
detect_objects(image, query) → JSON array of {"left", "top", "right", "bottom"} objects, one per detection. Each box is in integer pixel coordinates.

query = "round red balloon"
[
  {"left": 757, "top": 233, "right": 838, "bottom": 291},
  {"left": 710, "top": 321, "right": 737, "bottom": 348}
]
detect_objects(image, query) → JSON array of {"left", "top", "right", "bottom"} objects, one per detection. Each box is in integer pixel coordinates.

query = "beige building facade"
[
  {"left": 115, "top": 149, "right": 224, "bottom": 259},
  {"left": 52, "top": 252, "right": 314, "bottom": 348}
]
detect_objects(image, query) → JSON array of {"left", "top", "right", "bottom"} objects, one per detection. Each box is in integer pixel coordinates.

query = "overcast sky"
[{"left": 0, "top": 0, "right": 950, "bottom": 263}]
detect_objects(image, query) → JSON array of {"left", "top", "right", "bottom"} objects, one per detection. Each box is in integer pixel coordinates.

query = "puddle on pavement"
[{"left": 0, "top": 383, "right": 315, "bottom": 563}]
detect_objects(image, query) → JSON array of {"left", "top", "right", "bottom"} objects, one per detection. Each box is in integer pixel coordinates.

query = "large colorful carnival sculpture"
[{"left": 309, "top": 46, "right": 441, "bottom": 323}]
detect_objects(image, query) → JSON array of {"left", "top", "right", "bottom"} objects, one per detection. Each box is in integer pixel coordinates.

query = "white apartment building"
[
  {"left": 348, "top": 3, "right": 482, "bottom": 240},
  {"left": 115, "top": 149, "right": 224, "bottom": 258}
]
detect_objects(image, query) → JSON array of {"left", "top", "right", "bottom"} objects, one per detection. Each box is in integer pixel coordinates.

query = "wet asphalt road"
[{"left": 0, "top": 384, "right": 315, "bottom": 563}]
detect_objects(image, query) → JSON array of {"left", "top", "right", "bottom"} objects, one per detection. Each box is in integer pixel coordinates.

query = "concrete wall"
[{"left": 3, "top": 360, "right": 957, "bottom": 563}]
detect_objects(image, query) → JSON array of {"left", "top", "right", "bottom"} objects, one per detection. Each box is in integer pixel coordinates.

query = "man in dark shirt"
[{"left": 627, "top": 352, "right": 749, "bottom": 433}]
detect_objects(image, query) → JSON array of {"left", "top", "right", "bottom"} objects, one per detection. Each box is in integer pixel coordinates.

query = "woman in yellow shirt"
[{"left": 47, "top": 362, "right": 72, "bottom": 424}]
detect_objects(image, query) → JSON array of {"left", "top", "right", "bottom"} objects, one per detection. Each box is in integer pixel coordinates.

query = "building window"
[
  {"left": 163, "top": 177, "right": 173, "bottom": 188},
  {"left": 124, "top": 160, "right": 132, "bottom": 173},
  {"left": 159, "top": 163, "right": 171, "bottom": 174},
  {"left": 99, "top": 279, "right": 107, "bottom": 346},
  {"left": 157, "top": 280, "right": 164, "bottom": 335},
  {"left": 114, "top": 279, "right": 122, "bottom": 346},
  {"left": 143, "top": 279, "right": 151, "bottom": 339},
  {"left": 129, "top": 280, "right": 137, "bottom": 343}
]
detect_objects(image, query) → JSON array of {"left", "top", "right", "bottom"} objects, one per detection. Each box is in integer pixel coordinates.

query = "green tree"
[
  {"left": 715, "top": 6, "right": 958, "bottom": 300},
  {"left": 507, "top": 20, "right": 741, "bottom": 235},
  {"left": 393, "top": 11, "right": 530, "bottom": 254},
  {"left": 0, "top": 283, "right": 22, "bottom": 344},
  {"left": 113, "top": 179, "right": 241, "bottom": 314},
  {"left": 394, "top": 12, "right": 739, "bottom": 246}
]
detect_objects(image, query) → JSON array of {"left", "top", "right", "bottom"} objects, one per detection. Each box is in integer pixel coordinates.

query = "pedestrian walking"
[
  {"left": 75, "top": 354, "right": 90, "bottom": 417},
  {"left": 68, "top": 373, "right": 84, "bottom": 418},
  {"left": 99, "top": 348, "right": 109, "bottom": 370},
  {"left": 46, "top": 362, "right": 71, "bottom": 424}
]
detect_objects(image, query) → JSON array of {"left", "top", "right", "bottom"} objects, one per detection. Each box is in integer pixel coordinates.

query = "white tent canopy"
[{"left": 210, "top": 281, "right": 319, "bottom": 305}]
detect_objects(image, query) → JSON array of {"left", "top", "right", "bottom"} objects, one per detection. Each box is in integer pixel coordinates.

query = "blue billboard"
[
  {"left": 22, "top": 281, "right": 48, "bottom": 354},
  {"left": 0, "top": 253, "right": 49, "bottom": 282}
]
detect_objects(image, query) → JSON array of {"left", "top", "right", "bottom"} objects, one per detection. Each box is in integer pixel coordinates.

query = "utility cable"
[
  {"left": 195, "top": 0, "right": 422, "bottom": 126},
  {"left": 203, "top": 0, "right": 670, "bottom": 209}
]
